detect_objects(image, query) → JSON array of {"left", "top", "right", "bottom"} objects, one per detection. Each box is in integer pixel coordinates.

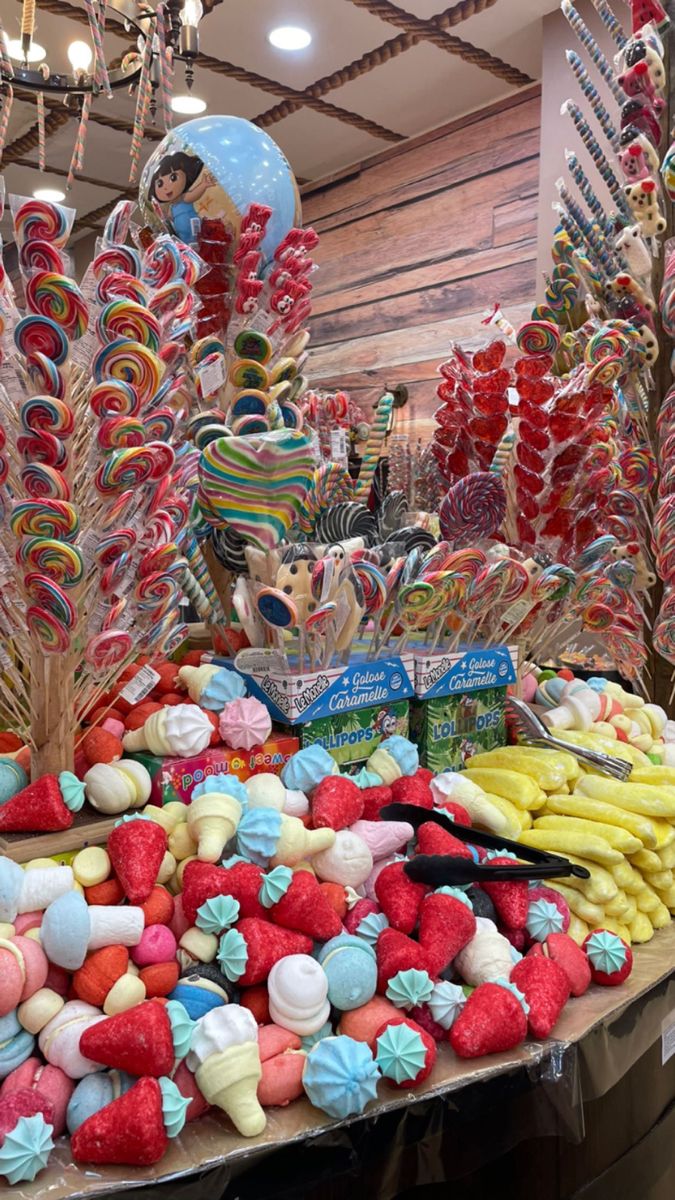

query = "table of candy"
[{"left": 2, "top": 0, "right": 675, "bottom": 1188}]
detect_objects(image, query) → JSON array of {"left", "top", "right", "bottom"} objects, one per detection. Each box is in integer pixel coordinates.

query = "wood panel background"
[{"left": 303, "top": 85, "right": 541, "bottom": 442}]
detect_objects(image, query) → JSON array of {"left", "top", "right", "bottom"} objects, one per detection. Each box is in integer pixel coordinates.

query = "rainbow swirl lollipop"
[
  {"left": 20, "top": 464, "right": 71, "bottom": 500},
  {"left": 25, "top": 272, "right": 89, "bottom": 339},
  {"left": 93, "top": 244, "right": 141, "bottom": 279},
  {"left": 15, "top": 316, "right": 69, "bottom": 365},
  {"left": 17, "top": 432, "right": 67, "bottom": 467},
  {"left": 19, "top": 239, "right": 66, "bottom": 274},
  {"left": 13, "top": 199, "right": 70, "bottom": 247},
  {"left": 24, "top": 574, "right": 76, "bottom": 627},
  {"left": 11, "top": 500, "right": 79, "bottom": 542},
  {"left": 25, "top": 352, "right": 65, "bottom": 398},
  {"left": 85, "top": 629, "right": 133, "bottom": 670},
  {"left": 90, "top": 379, "right": 140, "bottom": 418},
  {"left": 94, "top": 529, "right": 137, "bottom": 568},
  {"left": 97, "top": 417, "right": 146, "bottom": 450},
  {"left": 93, "top": 338, "right": 164, "bottom": 406},
  {"left": 20, "top": 395, "right": 74, "bottom": 439},
  {"left": 94, "top": 447, "right": 156, "bottom": 494},
  {"left": 95, "top": 272, "right": 148, "bottom": 307},
  {"left": 27, "top": 606, "right": 71, "bottom": 654},
  {"left": 97, "top": 300, "right": 161, "bottom": 352}
]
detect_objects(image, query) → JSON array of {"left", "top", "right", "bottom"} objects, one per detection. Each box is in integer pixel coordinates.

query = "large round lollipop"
[{"left": 439, "top": 473, "right": 506, "bottom": 544}]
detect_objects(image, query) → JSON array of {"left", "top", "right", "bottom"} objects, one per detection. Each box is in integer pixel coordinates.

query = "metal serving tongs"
[
  {"left": 381, "top": 802, "right": 591, "bottom": 887},
  {"left": 506, "top": 696, "right": 631, "bottom": 782}
]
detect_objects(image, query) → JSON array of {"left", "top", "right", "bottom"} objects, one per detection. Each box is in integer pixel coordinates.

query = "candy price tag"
[
  {"left": 119, "top": 664, "right": 161, "bottom": 704},
  {"left": 662, "top": 1010, "right": 675, "bottom": 1065},
  {"left": 330, "top": 428, "right": 348, "bottom": 467},
  {"left": 309, "top": 429, "right": 321, "bottom": 464},
  {"left": 79, "top": 528, "right": 101, "bottom": 564},
  {"left": 197, "top": 354, "right": 226, "bottom": 398}
]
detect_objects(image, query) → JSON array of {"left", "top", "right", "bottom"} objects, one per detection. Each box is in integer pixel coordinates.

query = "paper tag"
[
  {"left": 78, "top": 528, "right": 101, "bottom": 565},
  {"left": 197, "top": 354, "right": 226, "bottom": 398},
  {"left": 119, "top": 664, "right": 161, "bottom": 704},
  {"left": 309, "top": 429, "right": 322, "bottom": 464},
  {"left": 662, "top": 1011, "right": 675, "bottom": 1064},
  {"left": 330, "top": 428, "right": 348, "bottom": 466}
]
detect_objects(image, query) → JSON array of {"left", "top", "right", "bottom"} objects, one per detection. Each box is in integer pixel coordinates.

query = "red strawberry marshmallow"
[
  {"left": 0, "top": 1060, "right": 73, "bottom": 1136},
  {"left": 181, "top": 861, "right": 265, "bottom": 925},
  {"left": 376, "top": 928, "right": 431, "bottom": 994},
  {"left": 79, "top": 1000, "right": 175, "bottom": 1077},
  {"left": 390, "top": 774, "right": 434, "bottom": 809},
  {"left": 375, "top": 860, "right": 429, "bottom": 934},
  {"left": 267, "top": 871, "right": 342, "bottom": 941},
  {"left": 480, "top": 858, "right": 529, "bottom": 930},
  {"left": 528, "top": 932, "right": 591, "bottom": 997},
  {"left": 107, "top": 819, "right": 167, "bottom": 904},
  {"left": 582, "top": 929, "right": 633, "bottom": 986},
  {"left": 0, "top": 1088, "right": 55, "bottom": 1141},
  {"left": 374, "top": 1016, "right": 437, "bottom": 1088},
  {"left": 450, "top": 982, "right": 528, "bottom": 1058},
  {"left": 0, "top": 775, "right": 74, "bottom": 833},
  {"left": 415, "top": 822, "right": 473, "bottom": 859},
  {"left": 311, "top": 776, "right": 364, "bottom": 830},
  {"left": 418, "top": 891, "right": 476, "bottom": 976},
  {"left": 72, "top": 1077, "right": 168, "bottom": 1165},
  {"left": 360, "top": 786, "right": 393, "bottom": 822},
  {"left": 220, "top": 918, "right": 312, "bottom": 986},
  {"left": 510, "top": 955, "right": 570, "bottom": 1038}
]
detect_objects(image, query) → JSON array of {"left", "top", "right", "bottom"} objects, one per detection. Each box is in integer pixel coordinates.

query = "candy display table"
[{"left": 14, "top": 925, "right": 675, "bottom": 1200}]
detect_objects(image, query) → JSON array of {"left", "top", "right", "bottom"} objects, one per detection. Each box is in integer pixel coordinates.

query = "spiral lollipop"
[
  {"left": 11, "top": 500, "right": 79, "bottom": 541},
  {"left": 93, "top": 338, "right": 164, "bottom": 406},
  {"left": 20, "top": 396, "right": 74, "bottom": 439},
  {"left": 439, "top": 473, "right": 506, "bottom": 543},
  {"left": 27, "top": 606, "right": 71, "bottom": 654},
  {"left": 92, "top": 245, "right": 141, "bottom": 279},
  {"left": 516, "top": 320, "right": 561, "bottom": 356},
  {"left": 96, "top": 273, "right": 148, "bottom": 307},
  {"left": 25, "top": 272, "right": 89, "bottom": 339},
  {"left": 25, "top": 352, "right": 66, "bottom": 398},
  {"left": 19, "top": 240, "right": 65, "bottom": 275},
  {"left": 20, "top": 464, "right": 71, "bottom": 500},
  {"left": 13, "top": 199, "right": 70, "bottom": 247},
  {"left": 90, "top": 379, "right": 140, "bottom": 418},
  {"left": 15, "top": 315, "right": 69, "bottom": 365},
  {"left": 84, "top": 630, "right": 133, "bottom": 671},
  {"left": 97, "top": 301, "right": 161, "bottom": 352}
]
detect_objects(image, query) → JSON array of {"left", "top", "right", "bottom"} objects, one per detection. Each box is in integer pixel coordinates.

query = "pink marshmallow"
[
  {"left": 169, "top": 894, "right": 191, "bottom": 942},
  {"left": 102, "top": 717, "right": 125, "bottom": 739},
  {"left": 521, "top": 673, "right": 538, "bottom": 702},
  {"left": 14, "top": 912, "right": 42, "bottom": 937},
  {"left": 130, "top": 924, "right": 177, "bottom": 967}
]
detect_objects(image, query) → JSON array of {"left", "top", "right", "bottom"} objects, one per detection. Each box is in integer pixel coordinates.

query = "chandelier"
[{"left": 0, "top": 0, "right": 207, "bottom": 182}]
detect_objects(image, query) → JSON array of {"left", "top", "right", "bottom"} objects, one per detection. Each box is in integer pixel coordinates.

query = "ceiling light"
[
  {"left": 5, "top": 37, "right": 46, "bottom": 63},
  {"left": 67, "top": 40, "right": 93, "bottom": 72},
  {"left": 33, "top": 187, "right": 66, "bottom": 202},
  {"left": 171, "top": 93, "right": 207, "bottom": 114},
  {"left": 268, "top": 26, "right": 311, "bottom": 51}
]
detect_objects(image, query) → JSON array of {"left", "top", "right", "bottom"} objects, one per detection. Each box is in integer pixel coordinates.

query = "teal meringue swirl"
[
  {"left": 217, "top": 928, "right": 248, "bottom": 981},
  {"left": 385, "top": 968, "right": 433, "bottom": 1011},
  {"left": 159, "top": 1076, "right": 190, "bottom": 1138},
  {"left": 0, "top": 1114, "right": 54, "bottom": 1184},
  {"left": 585, "top": 929, "right": 627, "bottom": 974},
  {"left": 59, "top": 770, "right": 85, "bottom": 813},
  {"left": 166, "top": 1000, "right": 196, "bottom": 1060},
  {"left": 259, "top": 864, "right": 292, "bottom": 908},
  {"left": 434, "top": 886, "right": 474, "bottom": 910},
  {"left": 376, "top": 1022, "right": 426, "bottom": 1084},
  {"left": 196, "top": 895, "right": 240, "bottom": 934}
]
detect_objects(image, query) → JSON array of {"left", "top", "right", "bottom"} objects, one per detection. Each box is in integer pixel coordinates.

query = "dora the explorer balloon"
[{"left": 147, "top": 151, "right": 216, "bottom": 244}]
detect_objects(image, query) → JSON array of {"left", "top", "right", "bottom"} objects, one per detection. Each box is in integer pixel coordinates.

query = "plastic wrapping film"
[{"left": 8, "top": 924, "right": 675, "bottom": 1200}]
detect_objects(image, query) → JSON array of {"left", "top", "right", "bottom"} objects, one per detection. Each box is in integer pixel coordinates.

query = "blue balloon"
[{"left": 139, "top": 115, "right": 301, "bottom": 262}]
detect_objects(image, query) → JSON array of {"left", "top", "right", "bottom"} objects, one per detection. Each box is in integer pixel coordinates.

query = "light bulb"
[
  {"left": 268, "top": 26, "right": 312, "bottom": 51},
  {"left": 34, "top": 187, "right": 66, "bottom": 202},
  {"left": 5, "top": 36, "right": 46, "bottom": 63},
  {"left": 67, "top": 40, "right": 93, "bottom": 72},
  {"left": 180, "top": 0, "right": 203, "bottom": 28},
  {"left": 172, "top": 94, "right": 207, "bottom": 114}
]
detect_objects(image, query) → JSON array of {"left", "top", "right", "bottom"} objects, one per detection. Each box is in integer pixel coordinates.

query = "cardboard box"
[
  {"left": 129, "top": 735, "right": 299, "bottom": 806},
  {"left": 413, "top": 643, "right": 518, "bottom": 698},
  {"left": 223, "top": 652, "right": 415, "bottom": 725},
  {"left": 411, "top": 686, "right": 508, "bottom": 773},
  {"left": 283, "top": 700, "right": 409, "bottom": 771}
]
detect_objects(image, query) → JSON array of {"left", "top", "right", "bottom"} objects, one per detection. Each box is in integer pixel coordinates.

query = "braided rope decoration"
[
  {"left": 13, "top": 84, "right": 163, "bottom": 142},
  {"left": 254, "top": 0, "right": 526, "bottom": 127},
  {"left": 1, "top": 105, "right": 70, "bottom": 164},
  {"left": 348, "top": 0, "right": 534, "bottom": 86},
  {"left": 15, "top": 0, "right": 402, "bottom": 142}
]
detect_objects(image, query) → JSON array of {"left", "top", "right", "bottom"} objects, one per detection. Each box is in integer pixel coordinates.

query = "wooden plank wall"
[{"left": 303, "top": 85, "right": 541, "bottom": 443}]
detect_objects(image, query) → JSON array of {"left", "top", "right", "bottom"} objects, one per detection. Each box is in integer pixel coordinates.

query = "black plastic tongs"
[{"left": 380, "top": 802, "right": 591, "bottom": 887}]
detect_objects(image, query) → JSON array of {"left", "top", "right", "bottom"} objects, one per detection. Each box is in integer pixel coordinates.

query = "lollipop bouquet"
[{"left": 0, "top": 193, "right": 229, "bottom": 773}]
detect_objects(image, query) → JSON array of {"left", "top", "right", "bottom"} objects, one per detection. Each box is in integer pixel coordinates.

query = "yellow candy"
[
  {"left": 658, "top": 842, "right": 675, "bottom": 869},
  {"left": 629, "top": 912, "right": 653, "bottom": 943},
  {"left": 23, "top": 858, "right": 58, "bottom": 871},
  {"left": 575, "top": 776, "right": 675, "bottom": 819},
  {"left": 548, "top": 881, "right": 604, "bottom": 926},
  {"left": 462, "top": 748, "right": 567, "bottom": 792},
  {"left": 533, "top": 814, "right": 641, "bottom": 855},
  {"left": 656, "top": 883, "right": 675, "bottom": 908},
  {"left": 552, "top": 855, "right": 617, "bottom": 904},
  {"left": 519, "top": 828, "right": 622, "bottom": 867},
  {"left": 461, "top": 768, "right": 543, "bottom": 810},
  {"left": 72, "top": 846, "right": 110, "bottom": 888},
  {"left": 645, "top": 868, "right": 673, "bottom": 891},
  {"left": 651, "top": 901, "right": 671, "bottom": 929},
  {"left": 629, "top": 848, "right": 662, "bottom": 873},
  {"left": 567, "top": 913, "right": 590, "bottom": 945},
  {"left": 517, "top": 745, "right": 580, "bottom": 782},
  {"left": 550, "top": 728, "right": 650, "bottom": 767},
  {"left": 635, "top": 885, "right": 660, "bottom": 914},
  {"left": 0, "top": 923, "right": 15, "bottom": 939},
  {"left": 544, "top": 794, "right": 657, "bottom": 847},
  {"left": 157, "top": 850, "right": 177, "bottom": 885},
  {"left": 450, "top": 790, "right": 520, "bottom": 840},
  {"left": 168, "top": 822, "right": 198, "bottom": 861},
  {"left": 611, "top": 859, "right": 642, "bottom": 892},
  {"left": 605, "top": 890, "right": 632, "bottom": 920},
  {"left": 104, "top": 974, "right": 146, "bottom": 1015},
  {"left": 478, "top": 793, "right": 523, "bottom": 840}
]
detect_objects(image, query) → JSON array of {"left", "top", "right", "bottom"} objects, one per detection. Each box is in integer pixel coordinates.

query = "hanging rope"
[
  {"left": 0, "top": 17, "right": 14, "bottom": 79},
  {"left": 66, "top": 92, "right": 91, "bottom": 188},
  {"left": 20, "top": 0, "right": 36, "bottom": 56},
  {"left": 0, "top": 85, "right": 13, "bottom": 166}
]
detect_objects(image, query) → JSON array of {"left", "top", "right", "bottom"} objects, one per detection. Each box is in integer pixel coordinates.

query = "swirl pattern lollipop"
[
  {"left": 19, "top": 240, "right": 65, "bottom": 274},
  {"left": 516, "top": 320, "right": 561, "bottom": 356},
  {"left": 15, "top": 315, "right": 69, "bottom": 365},
  {"left": 93, "top": 245, "right": 141, "bottom": 279},
  {"left": 93, "top": 339, "right": 164, "bottom": 406},
  {"left": 21, "top": 464, "right": 71, "bottom": 500},
  {"left": 11, "top": 500, "right": 79, "bottom": 541},
  {"left": 97, "top": 301, "right": 161, "bottom": 352},
  {"left": 90, "top": 379, "right": 140, "bottom": 418},
  {"left": 14, "top": 199, "right": 70, "bottom": 247},
  {"left": 85, "top": 630, "right": 133, "bottom": 670},
  {"left": 199, "top": 431, "right": 314, "bottom": 550},
  {"left": 95, "top": 273, "right": 148, "bottom": 307},
  {"left": 26, "top": 352, "right": 65, "bottom": 398},
  {"left": 20, "top": 396, "right": 74, "bottom": 439},
  {"left": 27, "top": 606, "right": 71, "bottom": 653},
  {"left": 25, "top": 272, "right": 89, "bottom": 339},
  {"left": 439, "top": 473, "right": 506, "bottom": 543}
]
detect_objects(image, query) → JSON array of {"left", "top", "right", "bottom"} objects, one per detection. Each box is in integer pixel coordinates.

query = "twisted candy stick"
[
  {"left": 354, "top": 391, "right": 393, "bottom": 502},
  {"left": 565, "top": 151, "right": 616, "bottom": 240},
  {"left": 566, "top": 51, "right": 619, "bottom": 150},
  {"left": 561, "top": 1, "right": 625, "bottom": 106}
]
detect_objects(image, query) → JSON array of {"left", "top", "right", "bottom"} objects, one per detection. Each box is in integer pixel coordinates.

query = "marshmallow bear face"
[
  {"left": 638, "top": 323, "right": 659, "bottom": 366},
  {"left": 624, "top": 180, "right": 667, "bottom": 235},
  {"left": 619, "top": 142, "right": 651, "bottom": 180},
  {"left": 615, "top": 223, "right": 653, "bottom": 280}
]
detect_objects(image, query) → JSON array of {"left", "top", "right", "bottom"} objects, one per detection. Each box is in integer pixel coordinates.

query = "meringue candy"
[
  {"left": 245, "top": 773, "right": 286, "bottom": 811},
  {"left": 268, "top": 954, "right": 330, "bottom": 1036},
  {"left": 122, "top": 705, "right": 212, "bottom": 757},
  {"left": 219, "top": 697, "right": 272, "bottom": 751}
]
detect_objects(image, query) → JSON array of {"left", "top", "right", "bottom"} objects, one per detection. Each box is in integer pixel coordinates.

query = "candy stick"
[
  {"left": 589, "top": 0, "right": 626, "bottom": 47},
  {"left": 36, "top": 91, "right": 46, "bottom": 171},
  {"left": 129, "top": 33, "right": 153, "bottom": 183},
  {"left": 83, "top": 0, "right": 112, "bottom": 99},
  {"left": 0, "top": 83, "right": 13, "bottom": 166},
  {"left": 354, "top": 391, "right": 393, "bottom": 502},
  {"left": 554, "top": 184, "right": 618, "bottom": 274},
  {"left": 155, "top": 3, "right": 173, "bottom": 132},
  {"left": 67, "top": 93, "right": 91, "bottom": 189},
  {"left": 561, "top": 1, "right": 625, "bottom": 106},
  {"left": 566, "top": 51, "right": 619, "bottom": 150},
  {"left": 565, "top": 150, "right": 617, "bottom": 241},
  {"left": 561, "top": 102, "right": 630, "bottom": 215},
  {"left": 553, "top": 203, "right": 609, "bottom": 283}
]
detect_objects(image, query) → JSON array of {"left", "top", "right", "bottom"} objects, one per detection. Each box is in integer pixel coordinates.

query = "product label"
[
  {"left": 227, "top": 653, "right": 415, "bottom": 723},
  {"left": 662, "top": 1010, "right": 675, "bottom": 1065},
  {"left": 300, "top": 700, "right": 409, "bottom": 769},
  {"left": 415, "top": 644, "right": 517, "bottom": 699},
  {"left": 197, "top": 354, "right": 226, "bottom": 398},
  {"left": 411, "top": 686, "right": 508, "bottom": 774},
  {"left": 119, "top": 665, "right": 161, "bottom": 704}
]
